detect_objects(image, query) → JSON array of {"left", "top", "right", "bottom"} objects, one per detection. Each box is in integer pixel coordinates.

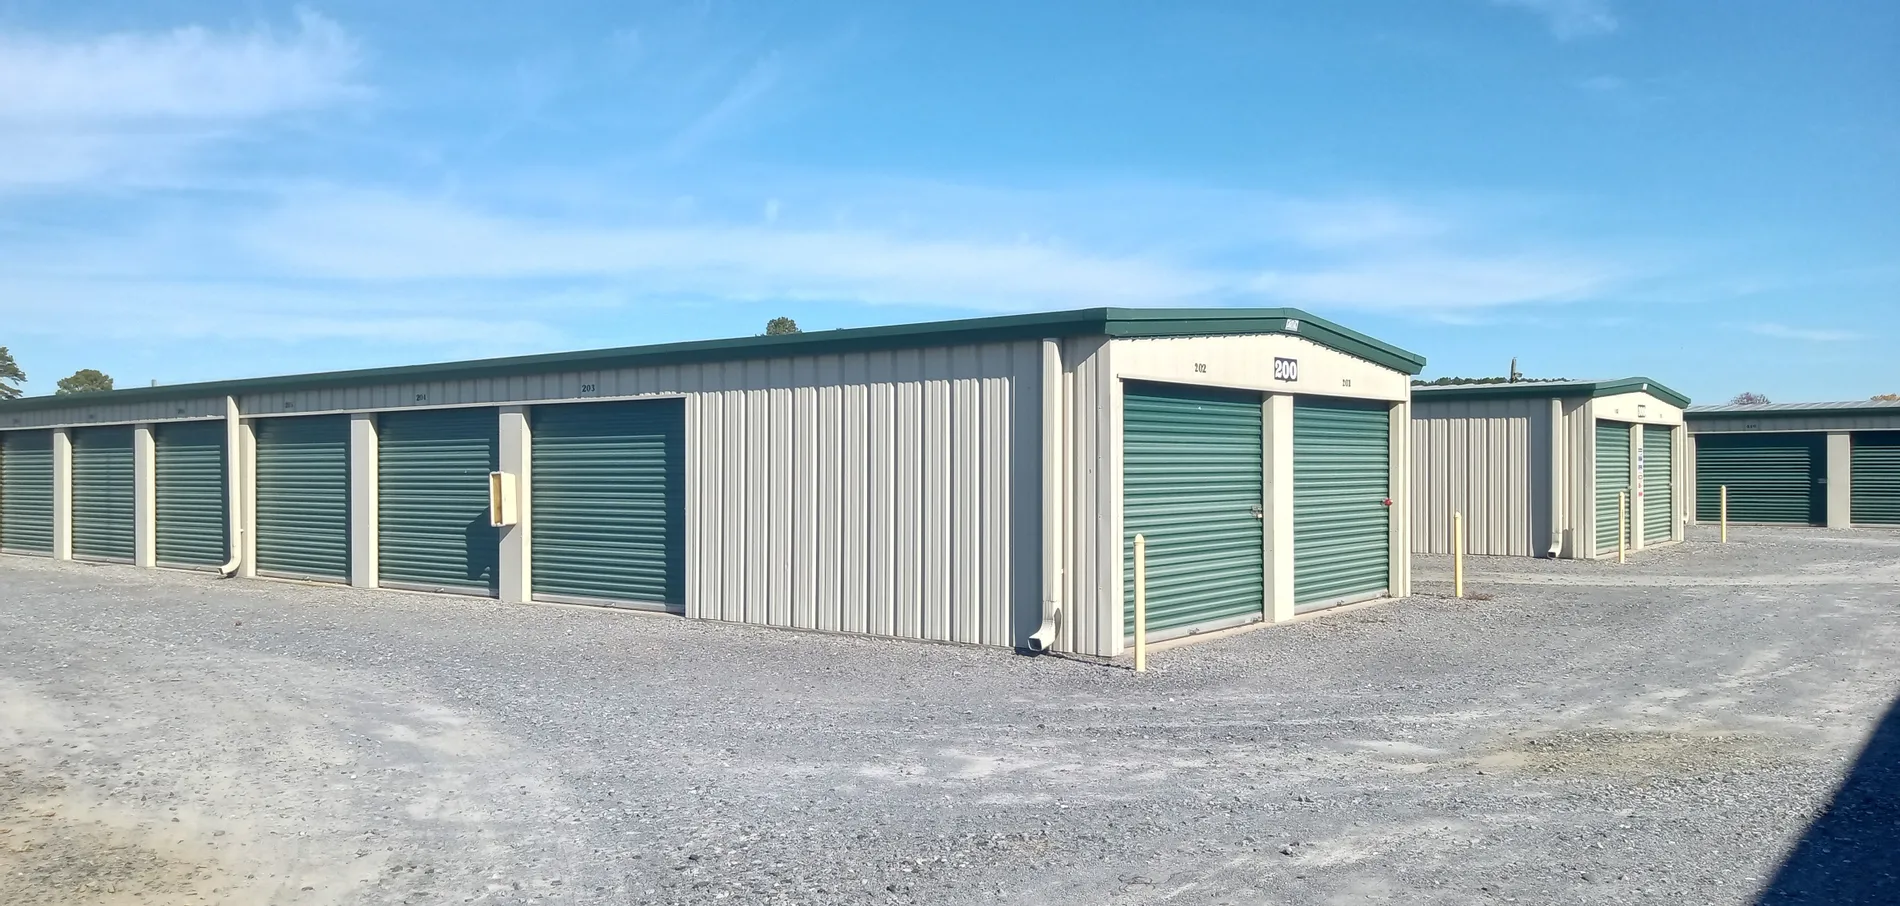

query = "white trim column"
[
  {"left": 1387, "top": 399, "right": 1410, "bottom": 597},
  {"left": 1264, "top": 393, "right": 1295, "bottom": 622},
  {"left": 52, "top": 427, "right": 72, "bottom": 560},
  {"left": 1826, "top": 431, "right": 1852, "bottom": 529},
  {"left": 239, "top": 421, "right": 257, "bottom": 577},
  {"left": 1631, "top": 422, "right": 1646, "bottom": 550},
  {"left": 349, "top": 413, "right": 379, "bottom": 588},
  {"left": 134, "top": 424, "right": 156, "bottom": 567},
  {"left": 498, "top": 406, "right": 533, "bottom": 603}
]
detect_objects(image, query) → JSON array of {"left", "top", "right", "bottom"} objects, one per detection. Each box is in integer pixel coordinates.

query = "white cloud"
[
  {"left": 1743, "top": 323, "right": 1860, "bottom": 343},
  {"left": 1251, "top": 253, "right": 1620, "bottom": 311},
  {"left": 0, "top": 9, "right": 362, "bottom": 188},
  {"left": 1492, "top": 0, "right": 1619, "bottom": 40}
]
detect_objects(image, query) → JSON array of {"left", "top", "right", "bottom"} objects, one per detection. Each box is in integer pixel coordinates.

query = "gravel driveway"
[{"left": 2, "top": 526, "right": 1896, "bottom": 906}]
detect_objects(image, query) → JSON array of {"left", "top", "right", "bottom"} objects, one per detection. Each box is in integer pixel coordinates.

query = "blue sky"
[{"left": 0, "top": 0, "right": 1894, "bottom": 402}]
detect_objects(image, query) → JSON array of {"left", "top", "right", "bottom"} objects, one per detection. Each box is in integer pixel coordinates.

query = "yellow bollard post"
[
  {"left": 1453, "top": 511, "right": 1465, "bottom": 599},
  {"left": 1720, "top": 485, "right": 1729, "bottom": 543},
  {"left": 1133, "top": 534, "right": 1147, "bottom": 674},
  {"left": 1619, "top": 490, "right": 1628, "bottom": 564}
]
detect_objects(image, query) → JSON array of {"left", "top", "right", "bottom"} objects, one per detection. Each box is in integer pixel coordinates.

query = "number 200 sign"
[{"left": 1273, "top": 357, "right": 1299, "bottom": 382}]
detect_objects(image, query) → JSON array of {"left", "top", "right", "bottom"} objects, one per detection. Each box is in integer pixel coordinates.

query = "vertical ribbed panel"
[
  {"left": 255, "top": 415, "right": 351, "bottom": 581},
  {"left": 71, "top": 425, "right": 135, "bottom": 561},
  {"left": 1409, "top": 399, "right": 1548, "bottom": 557},
  {"left": 1694, "top": 434, "right": 1822, "bottom": 525},
  {"left": 0, "top": 430, "right": 55, "bottom": 553},
  {"left": 1594, "top": 423, "right": 1632, "bottom": 554},
  {"left": 1120, "top": 382, "right": 1264, "bottom": 637},
  {"left": 154, "top": 421, "right": 227, "bottom": 568},
  {"left": 378, "top": 408, "right": 499, "bottom": 594},
  {"left": 531, "top": 400, "right": 683, "bottom": 606},
  {"left": 1642, "top": 425, "right": 1674, "bottom": 543},
  {"left": 1850, "top": 432, "right": 1900, "bottom": 525},
  {"left": 1293, "top": 398, "right": 1391, "bottom": 607}
]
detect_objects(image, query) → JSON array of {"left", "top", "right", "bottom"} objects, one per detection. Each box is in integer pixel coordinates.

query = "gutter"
[{"left": 1027, "top": 338, "right": 1064, "bottom": 652}]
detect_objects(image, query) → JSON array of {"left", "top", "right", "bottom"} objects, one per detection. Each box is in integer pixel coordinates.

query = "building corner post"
[
  {"left": 1825, "top": 431, "right": 1852, "bottom": 528},
  {"left": 134, "top": 424, "right": 156, "bottom": 568},
  {"left": 51, "top": 428, "right": 72, "bottom": 560},
  {"left": 1263, "top": 394, "right": 1295, "bottom": 621},
  {"left": 348, "top": 413, "right": 379, "bottom": 588},
  {"left": 497, "top": 406, "right": 533, "bottom": 604}
]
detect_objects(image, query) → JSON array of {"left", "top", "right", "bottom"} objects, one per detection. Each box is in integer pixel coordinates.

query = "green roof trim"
[
  {"left": 1413, "top": 377, "right": 1690, "bottom": 409},
  {"left": 0, "top": 307, "right": 1426, "bottom": 414}
]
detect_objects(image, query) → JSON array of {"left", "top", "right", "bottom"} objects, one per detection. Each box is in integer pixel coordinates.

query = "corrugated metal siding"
[
  {"left": 71, "top": 425, "right": 135, "bottom": 562},
  {"left": 1121, "top": 383, "right": 1264, "bottom": 637},
  {"left": 531, "top": 400, "right": 684, "bottom": 606},
  {"left": 1066, "top": 337, "right": 1115, "bottom": 656},
  {"left": 1410, "top": 398, "right": 1548, "bottom": 557},
  {"left": 684, "top": 341, "right": 1043, "bottom": 651},
  {"left": 1642, "top": 425, "right": 1674, "bottom": 544},
  {"left": 1293, "top": 398, "right": 1391, "bottom": 608},
  {"left": 1690, "top": 412, "right": 1900, "bottom": 435},
  {"left": 1694, "top": 433, "right": 1822, "bottom": 525},
  {"left": 154, "top": 421, "right": 227, "bottom": 568},
  {"left": 1851, "top": 432, "right": 1900, "bottom": 525},
  {"left": 377, "top": 408, "right": 500, "bottom": 593},
  {"left": 255, "top": 415, "right": 351, "bottom": 580},
  {"left": 0, "top": 430, "right": 55, "bottom": 553},
  {"left": 1594, "top": 423, "right": 1632, "bottom": 554},
  {"left": 0, "top": 398, "right": 227, "bottom": 431}
]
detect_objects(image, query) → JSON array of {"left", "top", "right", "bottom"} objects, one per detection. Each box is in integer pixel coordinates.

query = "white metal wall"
[
  {"left": 0, "top": 397, "right": 226, "bottom": 430},
  {"left": 1411, "top": 398, "right": 1551, "bottom": 557}
]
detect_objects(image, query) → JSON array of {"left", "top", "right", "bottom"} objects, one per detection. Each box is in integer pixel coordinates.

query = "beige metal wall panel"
[
  {"left": 1059, "top": 336, "right": 1117, "bottom": 657},
  {"left": 1110, "top": 334, "right": 1409, "bottom": 402},
  {"left": 1689, "top": 412, "right": 1900, "bottom": 434},
  {"left": 677, "top": 340, "right": 1042, "bottom": 650},
  {"left": 1593, "top": 391, "right": 1684, "bottom": 426},
  {"left": 1562, "top": 399, "right": 1596, "bottom": 559},
  {"left": 1, "top": 399, "right": 226, "bottom": 431},
  {"left": 1410, "top": 398, "right": 1551, "bottom": 557}
]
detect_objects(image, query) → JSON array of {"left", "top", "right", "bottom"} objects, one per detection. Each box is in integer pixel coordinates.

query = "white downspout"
[
  {"left": 217, "top": 396, "right": 244, "bottom": 578},
  {"left": 1027, "top": 338, "right": 1064, "bottom": 652},
  {"left": 1547, "top": 397, "right": 1564, "bottom": 558}
]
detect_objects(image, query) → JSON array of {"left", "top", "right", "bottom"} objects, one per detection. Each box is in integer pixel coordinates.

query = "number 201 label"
[{"left": 1273, "top": 358, "right": 1299, "bottom": 382}]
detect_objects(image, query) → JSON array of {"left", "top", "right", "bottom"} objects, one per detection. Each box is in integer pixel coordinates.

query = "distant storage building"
[
  {"left": 0, "top": 308, "right": 1425, "bottom": 655},
  {"left": 1410, "top": 378, "right": 1690, "bottom": 560},
  {"left": 1685, "top": 401, "right": 1900, "bottom": 528}
]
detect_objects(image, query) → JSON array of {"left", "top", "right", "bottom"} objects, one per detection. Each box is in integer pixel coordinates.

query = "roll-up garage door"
[
  {"left": 378, "top": 408, "right": 499, "bottom": 594},
  {"left": 155, "top": 421, "right": 227, "bottom": 569},
  {"left": 255, "top": 415, "right": 350, "bottom": 581},
  {"left": 1293, "top": 398, "right": 1391, "bottom": 610},
  {"left": 1595, "top": 422, "right": 1632, "bottom": 555},
  {"left": 532, "top": 400, "right": 684, "bottom": 608},
  {"left": 1121, "top": 383, "right": 1264, "bottom": 638},
  {"left": 1642, "top": 425, "right": 1675, "bottom": 546},
  {"left": 0, "top": 431, "right": 55, "bottom": 554},
  {"left": 1851, "top": 432, "right": 1900, "bottom": 526},
  {"left": 72, "top": 426, "right": 134, "bottom": 562},
  {"left": 1693, "top": 433, "right": 1823, "bottom": 525}
]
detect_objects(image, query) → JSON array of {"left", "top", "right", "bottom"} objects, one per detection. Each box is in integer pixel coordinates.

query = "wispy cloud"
[
  {"left": 1251, "top": 253, "right": 1621, "bottom": 311},
  {"left": 0, "top": 9, "right": 363, "bottom": 188},
  {"left": 1742, "top": 322, "right": 1861, "bottom": 343},
  {"left": 667, "top": 50, "right": 786, "bottom": 158},
  {"left": 1492, "top": 0, "right": 1619, "bottom": 40}
]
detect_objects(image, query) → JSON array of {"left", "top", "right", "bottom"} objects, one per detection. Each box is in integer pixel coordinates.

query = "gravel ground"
[{"left": 1, "top": 524, "right": 1896, "bottom": 906}]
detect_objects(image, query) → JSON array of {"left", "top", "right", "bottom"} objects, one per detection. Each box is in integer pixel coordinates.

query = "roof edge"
[{"left": 1413, "top": 376, "right": 1690, "bottom": 408}]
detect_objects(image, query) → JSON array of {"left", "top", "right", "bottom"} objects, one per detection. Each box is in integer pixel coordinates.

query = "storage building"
[
  {"left": 1685, "top": 401, "right": 1900, "bottom": 528},
  {"left": 1411, "top": 378, "right": 1690, "bottom": 559},
  {"left": 0, "top": 307, "right": 1424, "bottom": 654}
]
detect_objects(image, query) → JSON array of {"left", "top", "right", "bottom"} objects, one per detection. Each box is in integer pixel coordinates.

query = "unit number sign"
[{"left": 1273, "top": 357, "right": 1300, "bottom": 382}]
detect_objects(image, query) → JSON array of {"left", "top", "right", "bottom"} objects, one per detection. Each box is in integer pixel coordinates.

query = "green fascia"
[
  {"left": 1413, "top": 377, "right": 1691, "bottom": 409},
  {"left": 0, "top": 307, "right": 1427, "bottom": 414},
  {"left": 1687, "top": 403, "right": 1900, "bottom": 420}
]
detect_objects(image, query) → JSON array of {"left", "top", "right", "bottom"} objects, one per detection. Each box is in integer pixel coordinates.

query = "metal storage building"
[
  {"left": 1411, "top": 378, "right": 1691, "bottom": 559},
  {"left": 0, "top": 307, "right": 1424, "bottom": 655},
  {"left": 1685, "top": 401, "right": 1900, "bottom": 528}
]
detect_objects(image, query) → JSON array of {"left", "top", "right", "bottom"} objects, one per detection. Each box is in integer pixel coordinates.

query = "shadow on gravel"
[{"left": 1757, "top": 692, "right": 1900, "bottom": 905}]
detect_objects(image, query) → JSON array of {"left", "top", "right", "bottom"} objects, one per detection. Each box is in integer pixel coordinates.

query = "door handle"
[{"left": 1250, "top": 504, "right": 1264, "bottom": 519}]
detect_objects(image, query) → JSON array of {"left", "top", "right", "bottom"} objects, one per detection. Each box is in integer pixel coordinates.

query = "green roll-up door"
[
  {"left": 0, "top": 431, "right": 55, "bottom": 554},
  {"left": 1693, "top": 434, "right": 1823, "bottom": 525},
  {"left": 532, "top": 400, "right": 684, "bottom": 607},
  {"left": 255, "top": 415, "right": 351, "bottom": 581},
  {"left": 1594, "top": 422, "right": 1633, "bottom": 554},
  {"left": 1293, "top": 398, "right": 1391, "bottom": 610},
  {"left": 1642, "top": 425, "right": 1675, "bottom": 545},
  {"left": 1851, "top": 432, "right": 1900, "bottom": 526},
  {"left": 378, "top": 408, "right": 499, "bottom": 594},
  {"left": 1121, "top": 383, "right": 1264, "bottom": 637},
  {"left": 155, "top": 421, "right": 227, "bottom": 569},
  {"left": 72, "top": 426, "right": 135, "bottom": 562}
]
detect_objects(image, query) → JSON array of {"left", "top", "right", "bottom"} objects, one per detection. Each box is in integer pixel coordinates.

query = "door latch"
[{"left": 1250, "top": 504, "right": 1264, "bottom": 519}]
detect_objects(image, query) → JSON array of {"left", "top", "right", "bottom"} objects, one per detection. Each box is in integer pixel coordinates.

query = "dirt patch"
[
  {"left": 1478, "top": 729, "right": 1788, "bottom": 777},
  {"left": 0, "top": 762, "right": 248, "bottom": 906}
]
